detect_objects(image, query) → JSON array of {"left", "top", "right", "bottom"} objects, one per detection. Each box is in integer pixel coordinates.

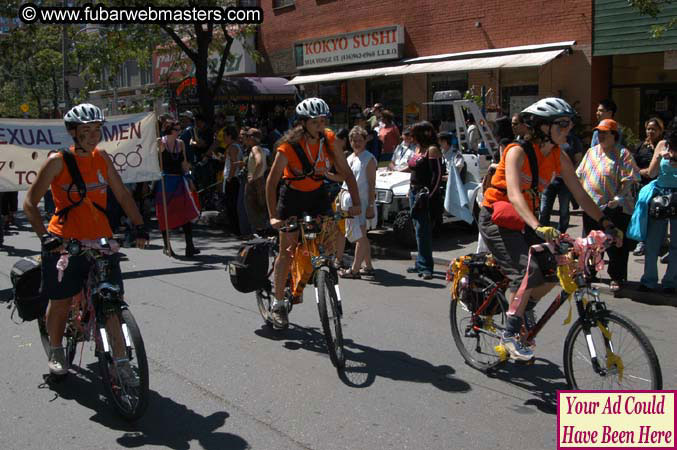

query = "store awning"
[
  {"left": 388, "top": 49, "right": 568, "bottom": 75},
  {"left": 221, "top": 77, "right": 297, "bottom": 95},
  {"left": 286, "top": 67, "right": 396, "bottom": 85},
  {"left": 286, "top": 41, "right": 574, "bottom": 85}
]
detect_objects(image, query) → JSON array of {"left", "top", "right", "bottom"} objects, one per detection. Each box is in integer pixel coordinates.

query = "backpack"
[
  {"left": 54, "top": 149, "right": 108, "bottom": 225},
  {"left": 487, "top": 139, "right": 539, "bottom": 211},
  {"left": 10, "top": 257, "right": 48, "bottom": 322},
  {"left": 228, "top": 238, "right": 270, "bottom": 293}
]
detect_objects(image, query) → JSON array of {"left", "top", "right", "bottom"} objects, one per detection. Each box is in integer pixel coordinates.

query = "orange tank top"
[
  {"left": 482, "top": 142, "right": 562, "bottom": 212},
  {"left": 48, "top": 148, "right": 113, "bottom": 239},
  {"left": 278, "top": 130, "right": 335, "bottom": 192}
]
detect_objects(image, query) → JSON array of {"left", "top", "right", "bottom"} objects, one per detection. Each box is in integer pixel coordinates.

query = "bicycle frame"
[
  {"left": 272, "top": 214, "right": 344, "bottom": 312},
  {"left": 64, "top": 241, "right": 132, "bottom": 360}
]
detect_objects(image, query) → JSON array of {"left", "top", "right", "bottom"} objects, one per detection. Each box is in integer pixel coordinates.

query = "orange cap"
[{"left": 594, "top": 119, "right": 618, "bottom": 133}]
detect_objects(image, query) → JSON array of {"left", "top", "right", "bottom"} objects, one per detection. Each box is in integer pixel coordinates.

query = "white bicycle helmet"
[
  {"left": 64, "top": 103, "right": 105, "bottom": 128},
  {"left": 520, "top": 97, "right": 575, "bottom": 121},
  {"left": 295, "top": 97, "right": 330, "bottom": 119}
]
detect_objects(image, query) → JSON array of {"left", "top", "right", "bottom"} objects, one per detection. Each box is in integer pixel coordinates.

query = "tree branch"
[
  {"left": 160, "top": 24, "right": 197, "bottom": 63},
  {"left": 212, "top": 24, "right": 235, "bottom": 95}
]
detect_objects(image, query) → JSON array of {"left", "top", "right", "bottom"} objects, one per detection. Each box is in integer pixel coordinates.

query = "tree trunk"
[
  {"left": 195, "top": 29, "right": 214, "bottom": 126},
  {"left": 51, "top": 72, "right": 59, "bottom": 116}
]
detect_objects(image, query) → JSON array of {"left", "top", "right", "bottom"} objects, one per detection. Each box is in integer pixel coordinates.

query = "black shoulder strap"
[
  {"left": 290, "top": 142, "right": 315, "bottom": 178},
  {"left": 54, "top": 149, "right": 107, "bottom": 224},
  {"left": 517, "top": 139, "right": 539, "bottom": 192},
  {"left": 60, "top": 149, "right": 87, "bottom": 198}
]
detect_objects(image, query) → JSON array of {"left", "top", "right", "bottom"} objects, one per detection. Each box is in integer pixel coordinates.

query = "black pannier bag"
[
  {"left": 10, "top": 257, "right": 49, "bottom": 322},
  {"left": 228, "top": 239, "right": 270, "bottom": 293}
]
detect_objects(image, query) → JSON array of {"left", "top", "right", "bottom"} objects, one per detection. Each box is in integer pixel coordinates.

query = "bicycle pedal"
[{"left": 465, "top": 326, "right": 479, "bottom": 338}]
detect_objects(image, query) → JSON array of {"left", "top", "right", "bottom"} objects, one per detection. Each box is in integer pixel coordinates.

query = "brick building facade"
[{"left": 257, "top": 0, "right": 603, "bottom": 129}]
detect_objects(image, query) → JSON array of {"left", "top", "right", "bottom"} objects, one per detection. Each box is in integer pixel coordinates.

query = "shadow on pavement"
[
  {"left": 362, "top": 268, "right": 446, "bottom": 289},
  {"left": 606, "top": 280, "right": 677, "bottom": 308},
  {"left": 0, "top": 287, "right": 13, "bottom": 303},
  {"left": 122, "top": 264, "right": 221, "bottom": 281},
  {"left": 486, "top": 357, "right": 568, "bottom": 415},
  {"left": 40, "top": 364, "right": 248, "bottom": 450},
  {"left": 254, "top": 324, "right": 471, "bottom": 393},
  {"left": 0, "top": 245, "right": 40, "bottom": 258}
]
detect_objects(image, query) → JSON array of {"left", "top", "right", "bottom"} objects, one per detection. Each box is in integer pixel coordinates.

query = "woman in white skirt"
[{"left": 339, "top": 126, "right": 377, "bottom": 279}]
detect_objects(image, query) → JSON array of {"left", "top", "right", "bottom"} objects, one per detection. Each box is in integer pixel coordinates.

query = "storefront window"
[
  {"left": 641, "top": 86, "right": 677, "bottom": 132},
  {"left": 501, "top": 85, "right": 538, "bottom": 117},
  {"left": 367, "top": 77, "right": 403, "bottom": 129},
  {"left": 426, "top": 73, "right": 468, "bottom": 125},
  {"left": 319, "top": 81, "right": 348, "bottom": 130}
]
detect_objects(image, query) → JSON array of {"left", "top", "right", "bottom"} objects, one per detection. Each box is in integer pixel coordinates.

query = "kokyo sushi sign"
[{"left": 294, "top": 25, "right": 404, "bottom": 69}]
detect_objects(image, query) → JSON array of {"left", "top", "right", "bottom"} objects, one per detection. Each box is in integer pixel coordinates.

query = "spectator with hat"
[{"left": 577, "top": 118, "right": 640, "bottom": 292}]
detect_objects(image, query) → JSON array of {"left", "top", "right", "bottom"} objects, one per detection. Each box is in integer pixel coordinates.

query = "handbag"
[
  {"left": 490, "top": 200, "right": 526, "bottom": 231},
  {"left": 412, "top": 187, "right": 430, "bottom": 212}
]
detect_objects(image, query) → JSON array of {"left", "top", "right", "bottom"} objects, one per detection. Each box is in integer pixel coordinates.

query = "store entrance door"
[
  {"left": 367, "top": 77, "right": 403, "bottom": 129},
  {"left": 642, "top": 85, "right": 677, "bottom": 128}
]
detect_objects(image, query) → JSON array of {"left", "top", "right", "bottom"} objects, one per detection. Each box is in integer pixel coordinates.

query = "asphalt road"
[{"left": 1, "top": 220, "right": 675, "bottom": 450}]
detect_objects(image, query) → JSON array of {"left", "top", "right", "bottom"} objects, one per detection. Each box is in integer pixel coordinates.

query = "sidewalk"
[{"left": 368, "top": 209, "right": 677, "bottom": 308}]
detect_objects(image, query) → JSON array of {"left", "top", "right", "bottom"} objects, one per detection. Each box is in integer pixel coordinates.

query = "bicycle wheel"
[
  {"left": 563, "top": 311, "right": 662, "bottom": 390},
  {"left": 38, "top": 316, "right": 77, "bottom": 367},
  {"left": 450, "top": 275, "right": 509, "bottom": 372},
  {"left": 316, "top": 269, "right": 345, "bottom": 369},
  {"left": 98, "top": 308, "right": 149, "bottom": 421},
  {"left": 255, "top": 287, "right": 274, "bottom": 326}
]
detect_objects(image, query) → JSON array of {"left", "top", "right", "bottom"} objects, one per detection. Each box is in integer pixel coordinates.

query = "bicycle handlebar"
[
  {"left": 275, "top": 212, "right": 353, "bottom": 233},
  {"left": 544, "top": 230, "right": 616, "bottom": 257},
  {"left": 63, "top": 237, "right": 120, "bottom": 256}
]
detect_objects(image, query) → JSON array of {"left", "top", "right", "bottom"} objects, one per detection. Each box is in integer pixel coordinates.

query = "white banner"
[{"left": 0, "top": 112, "right": 160, "bottom": 192}]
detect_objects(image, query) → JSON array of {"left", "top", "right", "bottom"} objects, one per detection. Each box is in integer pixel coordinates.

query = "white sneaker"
[
  {"left": 500, "top": 333, "right": 535, "bottom": 361},
  {"left": 48, "top": 347, "right": 68, "bottom": 376},
  {"left": 271, "top": 300, "right": 288, "bottom": 329}
]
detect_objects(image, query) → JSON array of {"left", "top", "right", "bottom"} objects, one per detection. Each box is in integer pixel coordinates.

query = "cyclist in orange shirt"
[
  {"left": 266, "top": 98, "right": 361, "bottom": 328},
  {"left": 479, "top": 98, "right": 622, "bottom": 361},
  {"left": 23, "top": 104, "right": 148, "bottom": 379}
]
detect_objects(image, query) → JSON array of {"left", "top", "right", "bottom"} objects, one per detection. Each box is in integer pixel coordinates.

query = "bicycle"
[
  {"left": 448, "top": 230, "right": 663, "bottom": 390},
  {"left": 255, "top": 213, "right": 347, "bottom": 369},
  {"left": 37, "top": 237, "right": 149, "bottom": 420}
]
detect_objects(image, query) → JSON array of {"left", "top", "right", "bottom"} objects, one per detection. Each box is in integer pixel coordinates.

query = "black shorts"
[
  {"left": 40, "top": 250, "right": 124, "bottom": 300},
  {"left": 276, "top": 183, "right": 331, "bottom": 220}
]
